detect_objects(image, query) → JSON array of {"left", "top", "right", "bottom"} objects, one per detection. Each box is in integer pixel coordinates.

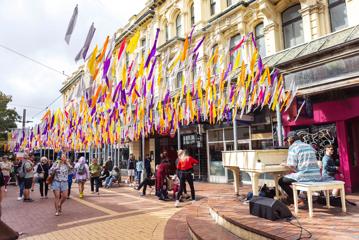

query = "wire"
[
  {"left": 31, "top": 95, "right": 62, "bottom": 119},
  {"left": 8, "top": 104, "right": 43, "bottom": 110},
  {"left": 287, "top": 216, "right": 312, "bottom": 239},
  {"left": 0, "top": 43, "right": 69, "bottom": 77}
]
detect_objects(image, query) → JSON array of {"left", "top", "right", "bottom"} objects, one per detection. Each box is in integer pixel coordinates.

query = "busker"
[
  {"left": 322, "top": 144, "right": 340, "bottom": 196},
  {"left": 49, "top": 154, "right": 72, "bottom": 216},
  {"left": 175, "top": 149, "right": 199, "bottom": 207},
  {"left": 137, "top": 173, "right": 155, "bottom": 196},
  {"left": 279, "top": 131, "right": 321, "bottom": 206}
]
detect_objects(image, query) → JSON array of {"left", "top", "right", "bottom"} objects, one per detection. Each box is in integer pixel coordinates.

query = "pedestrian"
[
  {"left": 279, "top": 131, "right": 321, "bottom": 205},
  {"left": 29, "top": 153, "right": 36, "bottom": 192},
  {"left": 14, "top": 154, "right": 25, "bottom": 201},
  {"left": 67, "top": 160, "right": 74, "bottom": 199},
  {"left": 144, "top": 154, "right": 152, "bottom": 178},
  {"left": 22, "top": 153, "right": 34, "bottom": 202},
  {"left": 99, "top": 165, "right": 110, "bottom": 187},
  {"left": 89, "top": 158, "right": 101, "bottom": 195},
  {"left": 104, "top": 166, "right": 120, "bottom": 188},
  {"left": 74, "top": 156, "right": 89, "bottom": 199},
  {"left": 37, "top": 157, "right": 50, "bottom": 199},
  {"left": 0, "top": 155, "right": 12, "bottom": 192},
  {"left": 0, "top": 166, "right": 4, "bottom": 218},
  {"left": 49, "top": 154, "right": 72, "bottom": 216},
  {"left": 156, "top": 155, "right": 170, "bottom": 201},
  {"left": 137, "top": 173, "right": 155, "bottom": 196},
  {"left": 127, "top": 154, "right": 135, "bottom": 185},
  {"left": 135, "top": 158, "right": 144, "bottom": 186},
  {"left": 175, "top": 149, "right": 199, "bottom": 207}
]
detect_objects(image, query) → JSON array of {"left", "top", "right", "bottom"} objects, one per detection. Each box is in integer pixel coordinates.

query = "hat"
[{"left": 284, "top": 131, "right": 298, "bottom": 141}]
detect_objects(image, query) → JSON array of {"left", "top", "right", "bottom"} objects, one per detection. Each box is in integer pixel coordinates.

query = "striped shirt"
[{"left": 285, "top": 140, "right": 321, "bottom": 182}]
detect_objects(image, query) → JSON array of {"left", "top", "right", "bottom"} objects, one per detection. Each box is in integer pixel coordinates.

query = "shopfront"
[{"left": 206, "top": 110, "right": 278, "bottom": 183}]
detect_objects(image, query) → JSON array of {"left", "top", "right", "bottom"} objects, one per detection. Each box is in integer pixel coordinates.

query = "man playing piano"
[{"left": 279, "top": 131, "right": 321, "bottom": 205}]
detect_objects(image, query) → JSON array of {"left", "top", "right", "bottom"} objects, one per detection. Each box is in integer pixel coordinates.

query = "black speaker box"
[
  {"left": 249, "top": 197, "right": 292, "bottom": 221},
  {"left": 0, "top": 220, "right": 19, "bottom": 240}
]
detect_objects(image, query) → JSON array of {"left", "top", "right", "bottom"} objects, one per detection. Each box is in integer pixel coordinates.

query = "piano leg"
[
  {"left": 230, "top": 167, "right": 241, "bottom": 196},
  {"left": 272, "top": 173, "right": 282, "bottom": 199},
  {"left": 249, "top": 173, "right": 260, "bottom": 196}
]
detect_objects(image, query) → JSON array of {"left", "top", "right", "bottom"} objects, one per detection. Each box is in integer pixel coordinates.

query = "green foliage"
[{"left": 0, "top": 91, "right": 20, "bottom": 148}]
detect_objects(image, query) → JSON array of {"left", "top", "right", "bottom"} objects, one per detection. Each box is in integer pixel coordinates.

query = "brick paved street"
[{"left": 1, "top": 182, "right": 234, "bottom": 239}]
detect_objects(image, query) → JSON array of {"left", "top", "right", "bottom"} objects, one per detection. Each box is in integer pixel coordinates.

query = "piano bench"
[{"left": 292, "top": 181, "right": 346, "bottom": 218}]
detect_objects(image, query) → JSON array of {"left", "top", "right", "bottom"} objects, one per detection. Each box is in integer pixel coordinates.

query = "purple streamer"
[
  {"left": 147, "top": 58, "right": 157, "bottom": 81},
  {"left": 192, "top": 36, "right": 205, "bottom": 54},
  {"left": 102, "top": 57, "right": 111, "bottom": 79},
  {"left": 145, "top": 28, "right": 160, "bottom": 68}
]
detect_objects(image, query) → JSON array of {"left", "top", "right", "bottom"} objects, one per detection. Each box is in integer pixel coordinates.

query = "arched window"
[
  {"left": 141, "top": 38, "right": 146, "bottom": 57},
  {"left": 255, "top": 23, "right": 266, "bottom": 57},
  {"left": 190, "top": 3, "right": 195, "bottom": 26},
  {"left": 229, "top": 34, "right": 241, "bottom": 65},
  {"left": 176, "top": 14, "right": 183, "bottom": 37},
  {"left": 329, "top": 0, "right": 348, "bottom": 32},
  {"left": 282, "top": 4, "right": 304, "bottom": 49}
]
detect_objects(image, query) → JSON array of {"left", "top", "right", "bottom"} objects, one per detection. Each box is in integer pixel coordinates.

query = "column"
[
  {"left": 336, "top": 121, "right": 352, "bottom": 193},
  {"left": 263, "top": 22, "right": 280, "bottom": 56}
]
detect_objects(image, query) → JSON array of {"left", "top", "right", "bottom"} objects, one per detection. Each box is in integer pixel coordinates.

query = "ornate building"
[{"left": 60, "top": 0, "right": 359, "bottom": 190}]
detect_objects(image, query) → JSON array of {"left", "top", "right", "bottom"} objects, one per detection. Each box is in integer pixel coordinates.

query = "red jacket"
[{"left": 177, "top": 156, "right": 199, "bottom": 171}]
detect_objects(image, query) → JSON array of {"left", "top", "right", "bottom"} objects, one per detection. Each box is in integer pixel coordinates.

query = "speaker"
[
  {"left": 0, "top": 220, "right": 19, "bottom": 240},
  {"left": 249, "top": 197, "right": 292, "bottom": 221}
]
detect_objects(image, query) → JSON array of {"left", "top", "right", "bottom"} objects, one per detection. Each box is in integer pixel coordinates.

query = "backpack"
[
  {"left": 77, "top": 163, "right": 86, "bottom": 175},
  {"left": 18, "top": 162, "right": 26, "bottom": 179}
]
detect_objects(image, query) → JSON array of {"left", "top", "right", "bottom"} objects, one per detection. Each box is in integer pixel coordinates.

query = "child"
[{"left": 172, "top": 175, "right": 180, "bottom": 200}]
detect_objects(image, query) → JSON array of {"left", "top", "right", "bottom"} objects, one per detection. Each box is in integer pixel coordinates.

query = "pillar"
[{"left": 336, "top": 121, "right": 352, "bottom": 193}]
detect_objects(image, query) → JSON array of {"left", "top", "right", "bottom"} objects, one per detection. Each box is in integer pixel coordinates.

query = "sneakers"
[
  {"left": 55, "top": 212, "right": 59, "bottom": 216},
  {"left": 17, "top": 197, "right": 23, "bottom": 201},
  {"left": 4, "top": 189, "right": 7, "bottom": 192},
  {"left": 23, "top": 198, "right": 34, "bottom": 202},
  {"left": 175, "top": 200, "right": 180, "bottom": 207},
  {"left": 191, "top": 200, "right": 196, "bottom": 204}
]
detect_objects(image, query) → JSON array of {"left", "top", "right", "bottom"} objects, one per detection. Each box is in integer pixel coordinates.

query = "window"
[
  {"left": 255, "top": 23, "right": 266, "bottom": 57},
  {"left": 210, "top": 0, "right": 216, "bottom": 16},
  {"left": 329, "top": 0, "right": 348, "bottom": 32},
  {"left": 176, "top": 71, "right": 183, "bottom": 89},
  {"left": 282, "top": 4, "right": 304, "bottom": 49},
  {"left": 141, "top": 38, "right": 146, "bottom": 57},
  {"left": 190, "top": 3, "right": 195, "bottom": 26},
  {"left": 176, "top": 14, "right": 183, "bottom": 37},
  {"left": 227, "top": 0, "right": 232, "bottom": 7},
  {"left": 165, "top": 23, "right": 169, "bottom": 41},
  {"left": 229, "top": 34, "right": 241, "bottom": 65}
]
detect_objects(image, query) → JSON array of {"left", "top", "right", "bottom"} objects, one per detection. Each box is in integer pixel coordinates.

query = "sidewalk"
[{"left": 1, "top": 181, "right": 233, "bottom": 239}]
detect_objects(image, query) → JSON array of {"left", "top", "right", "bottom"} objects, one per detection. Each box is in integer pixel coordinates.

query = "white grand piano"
[{"left": 222, "top": 149, "right": 289, "bottom": 198}]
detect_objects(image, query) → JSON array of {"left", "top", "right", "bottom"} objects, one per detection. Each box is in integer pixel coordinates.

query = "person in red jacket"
[{"left": 175, "top": 149, "right": 199, "bottom": 207}]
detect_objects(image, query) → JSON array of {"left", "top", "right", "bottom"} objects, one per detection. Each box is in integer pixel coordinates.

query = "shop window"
[
  {"left": 176, "top": 14, "right": 183, "bottom": 37},
  {"left": 329, "top": 0, "right": 348, "bottom": 32},
  {"left": 229, "top": 34, "right": 241, "bottom": 66},
  {"left": 224, "top": 128, "right": 234, "bottom": 141},
  {"left": 208, "top": 129, "right": 223, "bottom": 142},
  {"left": 208, "top": 142, "right": 225, "bottom": 176},
  {"left": 255, "top": 22, "right": 266, "bottom": 57},
  {"left": 183, "top": 134, "right": 196, "bottom": 145},
  {"left": 190, "top": 3, "right": 195, "bottom": 26},
  {"left": 176, "top": 71, "right": 183, "bottom": 89},
  {"left": 210, "top": 0, "right": 216, "bottom": 16},
  {"left": 237, "top": 126, "right": 250, "bottom": 139},
  {"left": 282, "top": 4, "right": 304, "bottom": 49}
]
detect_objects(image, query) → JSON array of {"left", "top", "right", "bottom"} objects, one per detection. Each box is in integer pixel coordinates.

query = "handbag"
[
  {"left": 38, "top": 164, "right": 45, "bottom": 179},
  {"left": 46, "top": 173, "right": 54, "bottom": 185}
]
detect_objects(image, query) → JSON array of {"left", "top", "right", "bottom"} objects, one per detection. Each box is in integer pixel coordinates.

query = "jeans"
[
  {"left": 278, "top": 176, "right": 297, "bottom": 203},
  {"left": 90, "top": 177, "right": 100, "bottom": 192},
  {"left": 136, "top": 171, "right": 142, "bottom": 185},
  {"left": 105, "top": 176, "right": 116, "bottom": 187},
  {"left": 39, "top": 179, "right": 49, "bottom": 197},
  {"left": 176, "top": 171, "right": 195, "bottom": 200},
  {"left": 18, "top": 178, "right": 25, "bottom": 198}
]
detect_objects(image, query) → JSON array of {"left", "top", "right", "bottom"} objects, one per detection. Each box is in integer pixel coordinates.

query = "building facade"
[{"left": 60, "top": 0, "right": 359, "bottom": 190}]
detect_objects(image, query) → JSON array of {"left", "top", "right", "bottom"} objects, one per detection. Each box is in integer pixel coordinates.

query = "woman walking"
[
  {"left": 89, "top": 158, "right": 101, "bottom": 195},
  {"left": 37, "top": 157, "right": 50, "bottom": 198},
  {"left": 74, "top": 157, "right": 89, "bottom": 199},
  {"left": 49, "top": 154, "right": 72, "bottom": 216},
  {"left": 175, "top": 149, "right": 198, "bottom": 207},
  {"left": 0, "top": 155, "right": 12, "bottom": 192}
]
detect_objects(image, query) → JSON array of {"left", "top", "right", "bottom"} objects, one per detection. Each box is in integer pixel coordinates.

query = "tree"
[{"left": 0, "top": 91, "right": 20, "bottom": 151}]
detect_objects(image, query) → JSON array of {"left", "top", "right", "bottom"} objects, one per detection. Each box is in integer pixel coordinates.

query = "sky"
[{"left": 0, "top": 0, "right": 147, "bottom": 128}]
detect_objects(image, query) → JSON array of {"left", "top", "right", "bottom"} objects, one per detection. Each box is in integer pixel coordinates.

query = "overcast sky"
[{"left": 0, "top": 0, "right": 147, "bottom": 128}]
